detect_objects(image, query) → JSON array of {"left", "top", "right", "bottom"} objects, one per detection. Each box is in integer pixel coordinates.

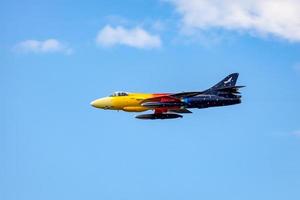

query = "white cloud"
[
  {"left": 14, "top": 39, "right": 73, "bottom": 54},
  {"left": 96, "top": 25, "right": 161, "bottom": 49},
  {"left": 169, "top": 0, "right": 300, "bottom": 42}
]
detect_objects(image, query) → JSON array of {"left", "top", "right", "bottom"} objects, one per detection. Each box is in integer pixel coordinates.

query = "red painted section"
[
  {"left": 150, "top": 93, "right": 181, "bottom": 103},
  {"left": 149, "top": 93, "right": 182, "bottom": 114},
  {"left": 154, "top": 106, "right": 181, "bottom": 114},
  {"left": 154, "top": 109, "right": 163, "bottom": 114}
]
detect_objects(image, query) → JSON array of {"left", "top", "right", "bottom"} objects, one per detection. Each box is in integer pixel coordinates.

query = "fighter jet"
[{"left": 91, "top": 73, "right": 244, "bottom": 119}]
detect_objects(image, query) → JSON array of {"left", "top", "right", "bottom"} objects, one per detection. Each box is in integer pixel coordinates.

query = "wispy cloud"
[
  {"left": 14, "top": 39, "right": 73, "bottom": 55},
  {"left": 96, "top": 25, "right": 161, "bottom": 49},
  {"left": 293, "top": 63, "right": 300, "bottom": 72},
  {"left": 291, "top": 130, "right": 300, "bottom": 137},
  {"left": 103, "top": 15, "right": 167, "bottom": 32},
  {"left": 169, "top": 0, "right": 300, "bottom": 42},
  {"left": 151, "top": 20, "right": 166, "bottom": 32}
]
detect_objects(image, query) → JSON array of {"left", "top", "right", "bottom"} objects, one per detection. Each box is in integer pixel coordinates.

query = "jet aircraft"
[{"left": 91, "top": 73, "right": 244, "bottom": 119}]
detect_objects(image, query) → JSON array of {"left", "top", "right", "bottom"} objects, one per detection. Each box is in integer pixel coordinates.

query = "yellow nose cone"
[{"left": 90, "top": 98, "right": 112, "bottom": 109}]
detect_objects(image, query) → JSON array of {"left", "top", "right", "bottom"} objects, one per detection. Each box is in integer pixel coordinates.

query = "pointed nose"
[
  {"left": 90, "top": 98, "right": 112, "bottom": 109},
  {"left": 90, "top": 100, "right": 98, "bottom": 107}
]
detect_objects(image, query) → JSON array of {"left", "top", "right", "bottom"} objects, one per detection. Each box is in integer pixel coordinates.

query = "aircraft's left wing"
[
  {"left": 136, "top": 93, "right": 194, "bottom": 119},
  {"left": 140, "top": 93, "right": 196, "bottom": 113}
]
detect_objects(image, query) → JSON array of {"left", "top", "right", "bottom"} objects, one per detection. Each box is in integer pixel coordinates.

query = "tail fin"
[
  {"left": 205, "top": 73, "right": 244, "bottom": 97},
  {"left": 211, "top": 73, "right": 239, "bottom": 90}
]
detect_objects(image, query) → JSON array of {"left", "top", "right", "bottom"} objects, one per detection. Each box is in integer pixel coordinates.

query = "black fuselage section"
[{"left": 184, "top": 95, "right": 241, "bottom": 109}]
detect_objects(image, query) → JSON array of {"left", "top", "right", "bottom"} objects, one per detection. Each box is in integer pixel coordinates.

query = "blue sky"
[{"left": 1, "top": 0, "right": 300, "bottom": 200}]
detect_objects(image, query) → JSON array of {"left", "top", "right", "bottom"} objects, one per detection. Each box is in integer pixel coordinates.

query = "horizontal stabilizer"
[{"left": 215, "top": 85, "right": 245, "bottom": 94}]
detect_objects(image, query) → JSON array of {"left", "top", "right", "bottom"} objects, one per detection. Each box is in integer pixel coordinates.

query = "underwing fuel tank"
[{"left": 135, "top": 113, "right": 183, "bottom": 120}]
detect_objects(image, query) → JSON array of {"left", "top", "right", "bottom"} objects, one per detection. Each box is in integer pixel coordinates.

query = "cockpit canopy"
[{"left": 110, "top": 91, "right": 129, "bottom": 97}]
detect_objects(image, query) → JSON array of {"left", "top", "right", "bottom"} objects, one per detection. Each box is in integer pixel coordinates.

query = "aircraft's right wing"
[{"left": 170, "top": 91, "right": 203, "bottom": 98}]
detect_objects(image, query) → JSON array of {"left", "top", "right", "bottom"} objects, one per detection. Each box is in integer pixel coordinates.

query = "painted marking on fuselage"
[{"left": 224, "top": 77, "right": 232, "bottom": 84}]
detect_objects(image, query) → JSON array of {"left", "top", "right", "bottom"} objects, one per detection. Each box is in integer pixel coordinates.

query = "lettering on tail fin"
[
  {"left": 207, "top": 73, "right": 239, "bottom": 92},
  {"left": 224, "top": 77, "right": 232, "bottom": 84}
]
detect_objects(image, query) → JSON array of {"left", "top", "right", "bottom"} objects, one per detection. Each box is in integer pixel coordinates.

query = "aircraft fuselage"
[{"left": 90, "top": 73, "right": 244, "bottom": 119}]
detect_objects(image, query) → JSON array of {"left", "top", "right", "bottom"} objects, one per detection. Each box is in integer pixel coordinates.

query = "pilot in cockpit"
[{"left": 110, "top": 91, "right": 129, "bottom": 97}]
